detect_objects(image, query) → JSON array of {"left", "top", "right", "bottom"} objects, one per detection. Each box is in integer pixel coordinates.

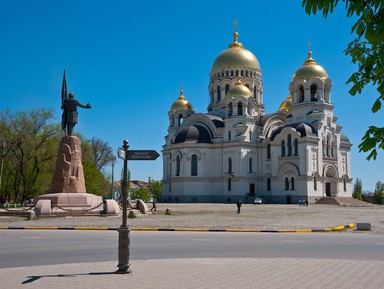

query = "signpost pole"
[{"left": 116, "top": 139, "right": 132, "bottom": 274}]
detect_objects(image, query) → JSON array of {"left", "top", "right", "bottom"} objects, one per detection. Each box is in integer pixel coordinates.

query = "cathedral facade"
[{"left": 162, "top": 30, "right": 352, "bottom": 204}]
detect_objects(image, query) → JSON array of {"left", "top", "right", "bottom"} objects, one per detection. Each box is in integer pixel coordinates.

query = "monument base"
[{"left": 34, "top": 193, "right": 103, "bottom": 208}]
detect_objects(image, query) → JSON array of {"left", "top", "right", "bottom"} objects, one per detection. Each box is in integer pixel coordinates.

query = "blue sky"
[{"left": 1, "top": 0, "right": 383, "bottom": 191}]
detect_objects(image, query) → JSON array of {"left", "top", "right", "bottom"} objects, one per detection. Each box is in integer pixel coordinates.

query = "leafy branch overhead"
[{"left": 302, "top": 0, "right": 384, "bottom": 159}]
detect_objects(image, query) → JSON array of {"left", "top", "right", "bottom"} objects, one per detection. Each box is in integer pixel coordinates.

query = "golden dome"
[
  {"left": 293, "top": 52, "right": 328, "bottom": 81},
  {"left": 211, "top": 32, "right": 260, "bottom": 72},
  {"left": 170, "top": 90, "right": 193, "bottom": 111},
  {"left": 226, "top": 77, "right": 251, "bottom": 99},
  {"left": 279, "top": 95, "right": 292, "bottom": 112}
]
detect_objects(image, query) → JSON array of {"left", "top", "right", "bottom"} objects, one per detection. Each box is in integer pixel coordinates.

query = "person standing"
[{"left": 236, "top": 198, "right": 242, "bottom": 214}]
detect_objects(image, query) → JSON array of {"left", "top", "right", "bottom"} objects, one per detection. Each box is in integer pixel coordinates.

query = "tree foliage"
[
  {"left": 150, "top": 180, "right": 162, "bottom": 201},
  {"left": 302, "top": 0, "right": 384, "bottom": 160},
  {"left": 352, "top": 177, "right": 363, "bottom": 200},
  {"left": 374, "top": 180, "right": 384, "bottom": 204},
  {"left": 130, "top": 187, "right": 151, "bottom": 202}
]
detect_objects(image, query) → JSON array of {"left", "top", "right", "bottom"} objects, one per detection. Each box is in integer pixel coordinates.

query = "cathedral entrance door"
[
  {"left": 326, "top": 183, "right": 331, "bottom": 197},
  {"left": 250, "top": 184, "right": 255, "bottom": 196}
]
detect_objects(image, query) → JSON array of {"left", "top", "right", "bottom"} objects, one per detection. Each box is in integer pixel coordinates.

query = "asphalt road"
[{"left": 1, "top": 230, "right": 384, "bottom": 269}]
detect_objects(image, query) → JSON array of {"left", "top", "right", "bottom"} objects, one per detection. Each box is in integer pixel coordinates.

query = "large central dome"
[{"left": 211, "top": 32, "right": 260, "bottom": 72}]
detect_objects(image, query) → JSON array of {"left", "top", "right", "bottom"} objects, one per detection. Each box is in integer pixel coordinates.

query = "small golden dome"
[
  {"left": 279, "top": 95, "right": 292, "bottom": 112},
  {"left": 170, "top": 90, "right": 193, "bottom": 111},
  {"left": 293, "top": 52, "right": 328, "bottom": 81},
  {"left": 211, "top": 32, "right": 260, "bottom": 72},
  {"left": 226, "top": 77, "right": 251, "bottom": 99}
]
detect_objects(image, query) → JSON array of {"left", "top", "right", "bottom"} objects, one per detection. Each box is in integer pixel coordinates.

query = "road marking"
[
  {"left": 193, "top": 239, "right": 216, "bottom": 242},
  {"left": 19, "top": 237, "right": 43, "bottom": 239},
  {"left": 281, "top": 240, "right": 305, "bottom": 243}
]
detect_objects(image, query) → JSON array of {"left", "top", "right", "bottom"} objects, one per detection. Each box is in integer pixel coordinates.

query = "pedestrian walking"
[
  {"left": 236, "top": 198, "right": 242, "bottom": 214},
  {"left": 151, "top": 198, "right": 157, "bottom": 211}
]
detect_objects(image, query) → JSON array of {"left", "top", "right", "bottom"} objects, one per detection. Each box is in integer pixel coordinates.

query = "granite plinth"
[{"left": 34, "top": 193, "right": 103, "bottom": 208}]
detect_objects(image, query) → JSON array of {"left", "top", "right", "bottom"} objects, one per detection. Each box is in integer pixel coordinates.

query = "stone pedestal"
[{"left": 34, "top": 136, "right": 102, "bottom": 208}]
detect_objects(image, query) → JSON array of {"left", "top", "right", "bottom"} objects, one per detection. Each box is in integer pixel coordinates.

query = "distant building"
[
  {"left": 161, "top": 29, "right": 352, "bottom": 204},
  {"left": 113, "top": 180, "right": 150, "bottom": 200}
]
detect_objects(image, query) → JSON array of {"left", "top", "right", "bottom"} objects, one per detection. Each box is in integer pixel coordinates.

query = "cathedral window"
[
  {"left": 231, "top": 70, "right": 234, "bottom": 76},
  {"left": 249, "top": 130, "right": 252, "bottom": 141},
  {"left": 191, "top": 154, "right": 198, "bottom": 176},
  {"left": 225, "top": 84, "right": 230, "bottom": 96},
  {"left": 287, "top": 134, "right": 292, "bottom": 156},
  {"left": 343, "top": 179, "right": 346, "bottom": 192},
  {"left": 236, "top": 70, "right": 239, "bottom": 76},
  {"left": 311, "top": 84, "right": 318, "bottom": 101},
  {"left": 228, "top": 157, "right": 232, "bottom": 173},
  {"left": 226, "top": 70, "right": 229, "bottom": 77},
  {"left": 285, "top": 177, "right": 289, "bottom": 190},
  {"left": 241, "top": 70, "right": 244, "bottom": 76},
  {"left": 176, "top": 155, "right": 180, "bottom": 176},
  {"left": 331, "top": 141, "right": 335, "bottom": 158},
  {"left": 237, "top": 102, "right": 243, "bottom": 115},
  {"left": 228, "top": 131, "right": 231, "bottom": 140},
  {"left": 299, "top": 85, "right": 304, "bottom": 103},
  {"left": 178, "top": 114, "right": 183, "bottom": 126},
  {"left": 294, "top": 139, "right": 299, "bottom": 156},
  {"left": 267, "top": 178, "right": 271, "bottom": 191},
  {"left": 326, "top": 135, "right": 331, "bottom": 157},
  {"left": 253, "top": 85, "right": 257, "bottom": 99},
  {"left": 228, "top": 103, "right": 233, "bottom": 116},
  {"left": 314, "top": 177, "right": 317, "bottom": 191},
  {"left": 249, "top": 158, "right": 253, "bottom": 173},
  {"left": 267, "top": 144, "right": 271, "bottom": 159},
  {"left": 217, "top": 86, "right": 221, "bottom": 102},
  {"left": 281, "top": 140, "right": 286, "bottom": 157},
  {"left": 228, "top": 178, "right": 232, "bottom": 191},
  {"left": 291, "top": 177, "right": 295, "bottom": 190}
]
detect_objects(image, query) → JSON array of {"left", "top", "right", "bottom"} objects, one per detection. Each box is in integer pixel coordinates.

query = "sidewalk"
[{"left": 1, "top": 258, "right": 384, "bottom": 289}]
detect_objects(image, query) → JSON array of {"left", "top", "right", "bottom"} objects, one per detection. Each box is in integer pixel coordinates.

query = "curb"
[{"left": 0, "top": 223, "right": 355, "bottom": 232}]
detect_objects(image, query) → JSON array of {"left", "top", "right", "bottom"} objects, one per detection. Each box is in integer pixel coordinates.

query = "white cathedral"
[{"left": 162, "top": 29, "right": 352, "bottom": 204}]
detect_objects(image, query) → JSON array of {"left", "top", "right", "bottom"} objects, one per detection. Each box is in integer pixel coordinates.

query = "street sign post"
[{"left": 115, "top": 143, "right": 159, "bottom": 274}]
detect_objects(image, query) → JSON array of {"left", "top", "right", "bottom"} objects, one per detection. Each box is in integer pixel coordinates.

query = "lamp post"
[
  {"left": 116, "top": 140, "right": 132, "bottom": 274},
  {"left": 0, "top": 140, "right": 5, "bottom": 196},
  {"left": 110, "top": 159, "right": 115, "bottom": 199}
]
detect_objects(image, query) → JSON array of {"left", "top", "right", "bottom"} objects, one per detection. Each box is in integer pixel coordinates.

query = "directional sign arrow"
[
  {"left": 126, "top": 150, "right": 160, "bottom": 161},
  {"left": 117, "top": 147, "right": 126, "bottom": 160}
]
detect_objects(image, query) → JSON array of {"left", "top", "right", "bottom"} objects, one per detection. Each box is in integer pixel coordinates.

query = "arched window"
[
  {"left": 231, "top": 70, "right": 234, "bottom": 76},
  {"left": 294, "top": 139, "right": 299, "bottom": 156},
  {"left": 178, "top": 114, "right": 183, "bottom": 126},
  {"left": 191, "top": 154, "right": 197, "bottom": 176},
  {"left": 311, "top": 84, "right": 317, "bottom": 101},
  {"left": 217, "top": 86, "right": 221, "bottom": 102},
  {"left": 287, "top": 134, "right": 292, "bottom": 156},
  {"left": 249, "top": 158, "right": 253, "bottom": 173},
  {"left": 249, "top": 130, "right": 252, "bottom": 141},
  {"left": 241, "top": 70, "right": 244, "bottom": 76},
  {"left": 291, "top": 177, "right": 295, "bottom": 190},
  {"left": 253, "top": 85, "right": 257, "bottom": 99},
  {"left": 299, "top": 85, "right": 304, "bottom": 102},
  {"left": 225, "top": 84, "right": 230, "bottom": 96},
  {"left": 267, "top": 178, "right": 271, "bottom": 191},
  {"left": 285, "top": 177, "right": 289, "bottom": 190},
  {"left": 267, "top": 143, "right": 271, "bottom": 159},
  {"left": 228, "top": 103, "right": 233, "bottom": 116},
  {"left": 176, "top": 155, "right": 180, "bottom": 176},
  {"left": 314, "top": 177, "right": 317, "bottom": 191},
  {"left": 281, "top": 140, "right": 286, "bottom": 157},
  {"left": 331, "top": 141, "right": 335, "bottom": 158},
  {"left": 228, "top": 178, "right": 232, "bottom": 191},
  {"left": 326, "top": 136, "right": 331, "bottom": 157},
  {"left": 228, "top": 131, "right": 231, "bottom": 140},
  {"left": 237, "top": 102, "right": 243, "bottom": 115},
  {"left": 343, "top": 179, "right": 346, "bottom": 192},
  {"left": 228, "top": 157, "right": 232, "bottom": 173}
]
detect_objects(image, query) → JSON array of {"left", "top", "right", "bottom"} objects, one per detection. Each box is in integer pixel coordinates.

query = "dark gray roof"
[
  {"left": 340, "top": 132, "right": 351, "bottom": 143},
  {"left": 270, "top": 122, "right": 318, "bottom": 140},
  {"left": 206, "top": 115, "right": 225, "bottom": 128},
  {"left": 174, "top": 124, "right": 213, "bottom": 144}
]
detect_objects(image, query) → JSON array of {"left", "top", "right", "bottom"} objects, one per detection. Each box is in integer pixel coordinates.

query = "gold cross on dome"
[{"left": 234, "top": 20, "right": 238, "bottom": 33}]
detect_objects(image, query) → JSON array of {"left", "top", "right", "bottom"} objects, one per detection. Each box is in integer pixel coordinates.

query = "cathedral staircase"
[{"left": 315, "top": 197, "right": 372, "bottom": 207}]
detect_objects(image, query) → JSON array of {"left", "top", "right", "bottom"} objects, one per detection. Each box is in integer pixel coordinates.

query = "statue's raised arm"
[{"left": 60, "top": 70, "right": 91, "bottom": 136}]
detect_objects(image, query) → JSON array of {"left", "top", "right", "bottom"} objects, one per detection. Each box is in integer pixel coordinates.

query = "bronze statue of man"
[{"left": 61, "top": 91, "right": 91, "bottom": 135}]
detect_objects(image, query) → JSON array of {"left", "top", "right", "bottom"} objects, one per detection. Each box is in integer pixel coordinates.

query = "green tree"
[
  {"left": 82, "top": 137, "right": 115, "bottom": 171},
  {"left": 150, "top": 180, "right": 162, "bottom": 201},
  {"left": 374, "top": 181, "right": 384, "bottom": 204},
  {"left": 130, "top": 187, "right": 151, "bottom": 202},
  {"left": 352, "top": 177, "right": 363, "bottom": 200},
  {"left": 302, "top": 0, "right": 384, "bottom": 160}
]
